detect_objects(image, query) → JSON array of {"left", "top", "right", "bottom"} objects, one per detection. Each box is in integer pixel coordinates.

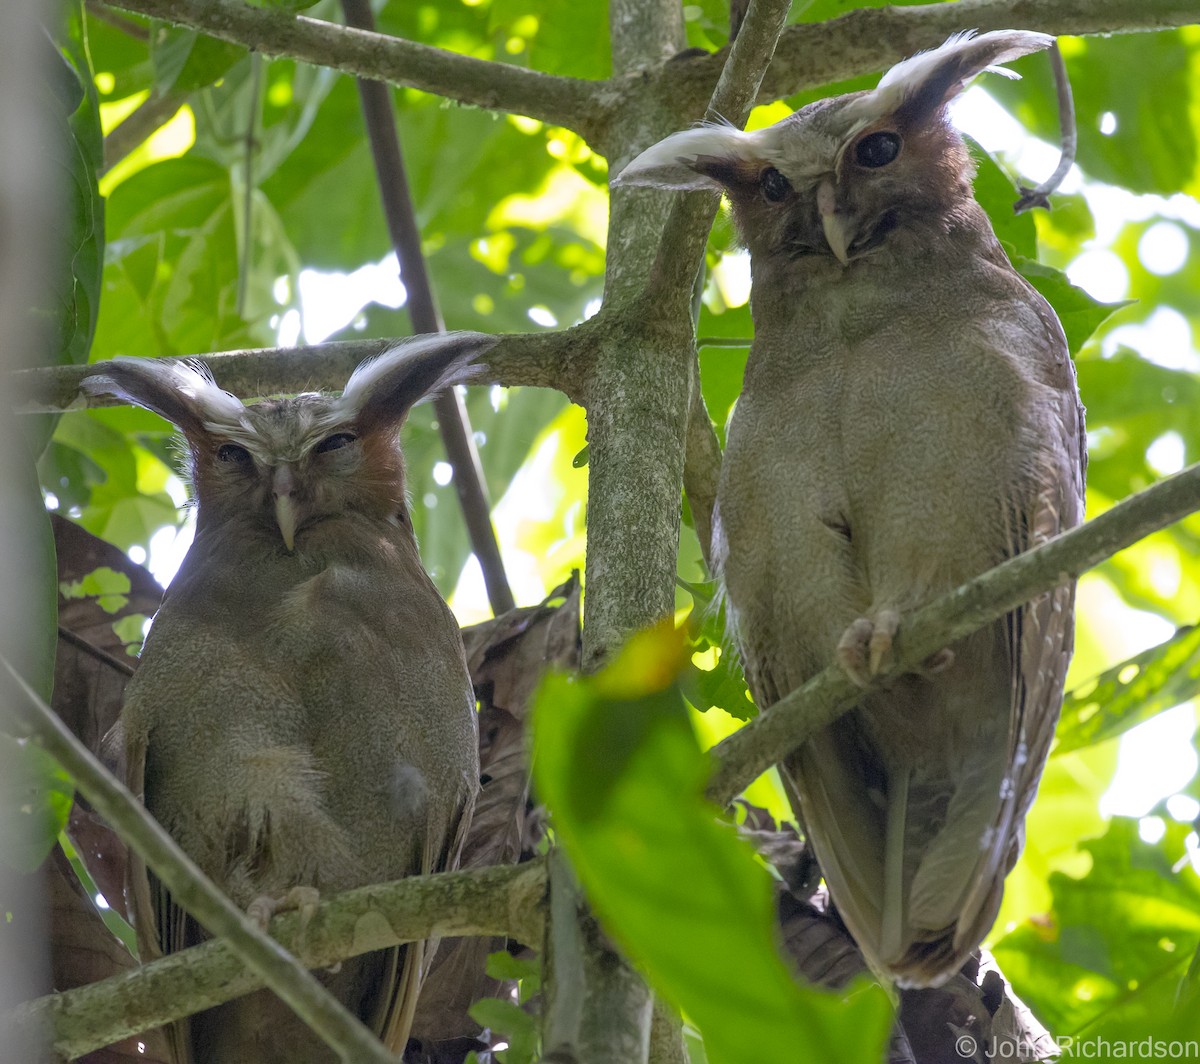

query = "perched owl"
[
  {"left": 81, "top": 331, "right": 497, "bottom": 1061},
  {"left": 619, "top": 31, "right": 1085, "bottom": 987}
]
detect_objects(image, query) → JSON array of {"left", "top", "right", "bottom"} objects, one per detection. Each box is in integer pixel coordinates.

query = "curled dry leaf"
[
  {"left": 47, "top": 844, "right": 172, "bottom": 1064},
  {"left": 47, "top": 515, "right": 165, "bottom": 1055},
  {"left": 411, "top": 574, "right": 582, "bottom": 1054}
]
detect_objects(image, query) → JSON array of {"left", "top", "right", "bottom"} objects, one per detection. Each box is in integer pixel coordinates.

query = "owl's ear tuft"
[
  {"left": 339, "top": 331, "right": 498, "bottom": 433},
  {"left": 615, "top": 124, "right": 774, "bottom": 192},
  {"left": 862, "top": 29, "right": 1054, "bottom": 125},
  {"left": 80, "top": 356, "right": 248, "bottom": 438}
]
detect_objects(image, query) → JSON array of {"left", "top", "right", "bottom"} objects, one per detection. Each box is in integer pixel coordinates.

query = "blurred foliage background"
[{"left": 30, "top": 0, "right": 1200, "bottom": 1055}]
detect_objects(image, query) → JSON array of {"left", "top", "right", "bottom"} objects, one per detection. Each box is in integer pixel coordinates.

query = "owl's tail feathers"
[
  {"left": 880, "top": 765, "right": 912, "bottom": 967},
  {"left": 378, "top": 939, "right": 426, "bottom": 1053},
  {"left": 795, "top": 737, "right": 1008, "bottom": 990}
]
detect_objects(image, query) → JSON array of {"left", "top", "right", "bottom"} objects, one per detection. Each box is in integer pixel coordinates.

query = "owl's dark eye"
[
  {"left": 760, "top": 167, "right": 791, "bottom": 202},
  {"left": 315, "top": 432, "right": 358, "bottom": 454},
  {"left": 216, "top": 443, "right": 252, "bottom": 465},
  {"left": 854, "top": 131, "right": 901, "bottom": 169}
]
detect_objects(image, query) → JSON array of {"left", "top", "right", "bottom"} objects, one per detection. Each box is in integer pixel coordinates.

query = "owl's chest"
[
  {"left": 163, "top": 532, "right": 458, "bottom": 715},
  {"left": 718, "top": 273, "right": 1029, "bottom": 546}
]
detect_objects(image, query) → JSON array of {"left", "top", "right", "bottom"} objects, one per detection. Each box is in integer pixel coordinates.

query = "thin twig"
[
  {"left": 100, "top": 0, "right": 606, "bottom": 139},
  {"left": 0, "top": 658, "right": 400, "bottom": 1064},
  {"left": 684, "top": 356, "right": 721, "bottom": 570},
  {"left": 341, "top": 0, "right": 514, "bottom": 616},
  {"left": 642, "top": 0, "right": 792, "bottom": 560},
  {"left": 85, "top": 0, "right": 149, "bottom": 41},
  {"left": 706, "top": 460, "right": 1200, "bottom": 805},
  {"left": 236, "top": 53, "right": 263, "bottom": 317},
  {"left": 102, "top": 91, "right": 189, "bottom": 173},
  {"left": 56, "top": 625, "right": 136, "bottom": 678},
  {"left": 1014, "top": 43, "right": 1077, "bottom": 213}
]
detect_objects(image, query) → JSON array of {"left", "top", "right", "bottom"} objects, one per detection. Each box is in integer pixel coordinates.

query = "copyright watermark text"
[{"left": 954, "top": 1034, "right": 1200, "bottom": 1060}]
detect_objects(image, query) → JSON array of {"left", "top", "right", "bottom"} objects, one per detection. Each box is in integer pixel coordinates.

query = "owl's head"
[
  {"left": 617, "top": 30, "right": 1052, "bottom": 265},
  {"left": 81, "top": 332, "right": 497, "bottom": 551}
]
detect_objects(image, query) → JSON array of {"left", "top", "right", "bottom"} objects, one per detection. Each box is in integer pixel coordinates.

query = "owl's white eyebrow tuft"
[
  {"left": 336, "top": 333, "right": 477, "bottom": 417},
  {"left": 171, "top": 359, "right": 251, "bottom": 432},
  {"left": 858, "top": 29, "right": 1055, "bottom": 121},
  {"left": 615, "top": 123, "right": 783, "bottom": 182}
]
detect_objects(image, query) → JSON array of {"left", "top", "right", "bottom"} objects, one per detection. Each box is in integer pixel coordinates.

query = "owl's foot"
[
  {"left": 836, "top": 609, "right": 900, "bottom": 686},
  {"left": 247, "top": 885, "right": 321, "bottom": 933}
]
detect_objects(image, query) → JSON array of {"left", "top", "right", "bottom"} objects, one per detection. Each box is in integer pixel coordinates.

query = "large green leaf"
[
  {"left": 994, "top": 818, "right": 1200, "bottom": 1038},
  {"left": 989, "top": 31, "right": 1200, "bottom": 198},
  {"left": 1076, "top": 352, "right": 1200, "bottom": 507},
  {"left": 500, "top": 0, "right": 610, "bottom": 80},
  {"left": 531, "top": 625, "right": 893, "bottom": 1064},
  {"left": 39, "top": 3, "right": 105, "bottom": 392},
  {"left": 792, "top": 0, "right": 931, "bottom": 24},
  {"left": 965, "top": 137, "right": 1037, "bottom": 260},
  {"left": 98, "top": 156, "right": 283, "bottom": 357},
  {"left": 150, "top": 25, "right": 245, "bottom": 95},
  {"left": 1013, "top": 256, "right": 1129, "bottom": 357},
  {"left": 0, "top": 736, "right": 75, "bottom": 873},
  {"left": 1055, "top": 626, "right": 1200, "bottom": 756}
]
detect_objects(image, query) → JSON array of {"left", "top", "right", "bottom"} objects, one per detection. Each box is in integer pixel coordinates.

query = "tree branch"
[
  {"left": 102, "top": 90, "right": 187, "bottom": 173},
  {"left": 639, "top": 0, "right": 791, "bottom": 565},
  {"left": 15, "top": 860, "right": 546, "bottom": 1060},
  {"left": 1, "top": 658, "right": 401, "bottom": 1064},
  {"left": 661, "top": 0, "right": 1200, "bottom": 122},
  {"left": 13, "top": 329, "right": 578, "bottom": 413},
  {"left": 99, "top": 0, "right": 1196, "bottom": 159},
  {"left": 706, "top": 460, "right": 1200, "bottom": 806},
  {"left": 101, "top": 0, "right": 608, "bottom": 139}
]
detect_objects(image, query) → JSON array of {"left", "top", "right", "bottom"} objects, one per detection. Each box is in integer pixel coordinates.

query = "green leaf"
[
  {"left": 59, "top": 831, "right": 138, "bottom": 955},
  {"left": 99, "top": 156, "right": 282, "bottom": 357},
  {"left": 792, "top": 0, "right": 929, "bottom": 25},
  {"left": 1012, "top": 256, "right": 1131, "bottom": 356},
  {"left": 491, "top": 0, "right": 611, "bottom": 80},
  {"left": 989, "top": 31, "right": 1200, "bottom": 197},
  {"left": 0, "top": 736, "right": 75, "bottom": 872},
  {"left": 531, "top": 625, "right": 892, "bottom": 1064},
  {"left": 993, "top": 818, "right": 1200, "bottom": 1037},
  {"left": 1074, "top": 351, "right": 1200, "bottom": 507},
  {"left": 34, "top": 2, "right": 105, "bottom": 458},
  {"left": 965, "top": 137, "right": 1037, "bottom": 260},
  {"left": 485, "top": 950, "right": 542, "bottom": 1001},
  {"left": 468, "top": 997, "right": 538, "bottom": 1064},
  {"left": 150, "top": 26, "right": 245, "bottom": 95},
  {"left": 680, "top": 581, "right": 756, "bottom": 722},
  {"left": 1055, "top": 626, "right": 1200, "bottom": 755}
]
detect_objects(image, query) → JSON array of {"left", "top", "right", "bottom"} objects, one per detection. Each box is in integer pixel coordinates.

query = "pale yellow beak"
[
  {"left": 817, "top": 177, "right": 851, "bottom": 265},
  {"left": 816, "top": 176, "right": 854, "bottom": 265},
  {"left": 272, "top": 466, "right": 298, "bottom": 551},
  {"left": 821, "top": 214, "right": 852, "bottom": 265}
]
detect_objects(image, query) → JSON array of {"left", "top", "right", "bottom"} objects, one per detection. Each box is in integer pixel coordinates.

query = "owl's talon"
[
  {"left": 837, "top": 611, "right": 901, "bottom": 685},
  {"left": 868, "top": 609, "right": 900, "bottom": 674},
  {"left": 247, "top": 895, "right": 275, "bottom": 931},
  {"left": 247, "top": 885, "right": 321, "bottom": 934},
  {"left": 836, "top": 618, "right": 875, "bottom": 686}
]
